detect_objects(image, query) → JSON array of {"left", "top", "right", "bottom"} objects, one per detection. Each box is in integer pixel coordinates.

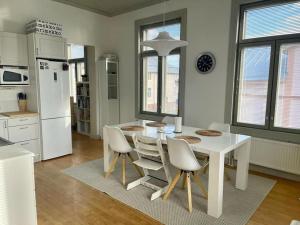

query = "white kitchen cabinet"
[
  {"left": 8, "top": 124, "right": 39, "bottom": 143},
  {"left": 0, "top": 119, "right": 8, "bottom": 140},
  {"left": 0, "top": 32, "right": 28, "bottom": 66},
  {"left": 0, "top": 146, "right": 37, "bottom": 225},
  {"left": 15, "top": 139, "right": 41, "bottom": 162},
  {"left": 7, "top": 115, "right": 41, "bottom": 162},
  {"left": 28, "top": 33, "right": 67, "bottom": 60}
]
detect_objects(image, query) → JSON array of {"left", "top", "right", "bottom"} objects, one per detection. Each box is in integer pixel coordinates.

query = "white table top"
[{"left": 115, "top": 120, "right": 251, "bottom": 154}]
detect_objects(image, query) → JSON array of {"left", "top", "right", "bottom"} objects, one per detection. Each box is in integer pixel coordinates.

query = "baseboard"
[{"left": 249, "top": 163, "right": 300, "bottom": 182}]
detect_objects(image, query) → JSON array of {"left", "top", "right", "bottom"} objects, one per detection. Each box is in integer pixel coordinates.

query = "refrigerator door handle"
[{"left": 54, "top": 72, "right": 57, "bottom": 81}]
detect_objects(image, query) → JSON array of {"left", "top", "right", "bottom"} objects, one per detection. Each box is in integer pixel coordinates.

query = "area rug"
[{"left": 63, "top": 159, "right": 276, "bottom": 225}]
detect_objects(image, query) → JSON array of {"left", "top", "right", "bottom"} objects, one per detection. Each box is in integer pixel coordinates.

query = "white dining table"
[{"left": 103, "top": 120, "right": 251, "bottom": 218}]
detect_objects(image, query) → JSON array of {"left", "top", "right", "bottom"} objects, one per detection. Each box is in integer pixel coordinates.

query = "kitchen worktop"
[
  {"left": 0, "top": 138, "right": 13, "bottom": 147},
  {"left": 1, "top": 111, "right": 38, "bottom": 118}
]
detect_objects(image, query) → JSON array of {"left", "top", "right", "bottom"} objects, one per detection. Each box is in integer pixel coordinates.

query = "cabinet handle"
[
  {"left": 19, "top": 118, "right": 28, "bottom": 122},
  {"left": 36, "top": 48, "right": 39, "bottom": 55},
  {"left": 19, "top": 126, "right": 29, "bottom": 130},
  {"left": 20, "top": 142, "right": 29, "bottom": 146}
]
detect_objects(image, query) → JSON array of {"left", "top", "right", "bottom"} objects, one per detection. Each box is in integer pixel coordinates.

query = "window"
[
  {"left": 67, "top": 44, "right": 86, "bottom": 103},
  {"left": 234, "top": 1, "right": 300, "bottom": 133},
  {"left": 138, "top": 18, "right": 184, "bottom": 117}
]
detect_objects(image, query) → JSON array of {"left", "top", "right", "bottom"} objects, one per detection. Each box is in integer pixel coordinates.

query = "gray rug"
[{"left": 63, "top": 159, "right": 276, "bottom": 225}]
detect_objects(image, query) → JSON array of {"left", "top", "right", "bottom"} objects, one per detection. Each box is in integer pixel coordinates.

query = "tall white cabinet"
[
  {"left": 0, "top": 146, "right": 37, "bottom": 225},
  {"left": 98, "top": 56, "right": 120, "bottom": 136}
]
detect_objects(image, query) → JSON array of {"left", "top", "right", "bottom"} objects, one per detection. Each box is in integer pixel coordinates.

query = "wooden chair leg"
[
  {"left": 163, "top": 170, "right": 182, "bottom": 200},
  {"left": 127, "top": 153, "right": 144, "bottom": 177},
  {"left": 224, "top": 168, "right": 231, "bottom": 181},
  {"left": 192, "top": 173, "right": 208, "bottom": 199},
  {"left": 182, "top": 172, "right": 187, "bottom": 189},
  {"left": 105, "top": 153, "right": 120, "bottom": 178},
  {"left": 122, "top": 154, "right": 126, "bottom": 185},
  {"left": 186, "top": 172, "right": 192, "bottom": 213}
]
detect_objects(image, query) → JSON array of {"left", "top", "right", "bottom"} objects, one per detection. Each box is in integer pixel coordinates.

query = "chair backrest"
[
  {"left": 105, "top": 126, "right": 132, "bottom": 153},
  {"left": 162, "top": 116, "right": 175, "bottom": 124},
  {"left": 132, "top": 135, "right": 166, "bottom": 162},
  {"left": 166, "top": 137, "right": 201, "bottom": 171},
  {"left": 208, "top": 122, "right": 230, "bottom": 133}
]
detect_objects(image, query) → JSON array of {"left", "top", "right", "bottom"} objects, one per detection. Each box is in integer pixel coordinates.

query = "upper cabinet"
[
  {"left": 28, "top": 33, "right": 67, "bottom": 60},
  {"left": 0, "top": 32, "right": 28, "bottom": 66}
]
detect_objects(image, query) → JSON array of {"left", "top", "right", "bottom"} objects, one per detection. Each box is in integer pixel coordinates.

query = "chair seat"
[
  {"left": 133, "top": 158, "right": 164, "bottom": 171},
  {"left": 134, "top": 147, "right": 161, "bottom": 157}
]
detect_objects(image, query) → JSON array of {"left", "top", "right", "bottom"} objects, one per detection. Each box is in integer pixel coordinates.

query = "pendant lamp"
[{"left": 140, "top": 1, "right": 188, "bottom": 56}]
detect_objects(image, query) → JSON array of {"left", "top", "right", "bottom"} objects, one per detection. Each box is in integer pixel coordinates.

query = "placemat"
[
  {"left": 196, "top": 130, "right": 222, "bottom": 137},
  {"left": 121, "top": 125, "right": 144, "bottom": 131},
  {"left": 175, "top": 135, "right": 201, "bottom": 144}
]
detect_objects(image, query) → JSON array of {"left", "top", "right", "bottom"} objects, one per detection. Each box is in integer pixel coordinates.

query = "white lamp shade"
[{"left": 140, "top": 31, "right": 188, "bottom": 56}]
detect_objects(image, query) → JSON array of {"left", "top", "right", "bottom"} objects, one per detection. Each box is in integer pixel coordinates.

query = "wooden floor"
[{"left": 35, "top": 132, "right": 300, "bottom": 225}]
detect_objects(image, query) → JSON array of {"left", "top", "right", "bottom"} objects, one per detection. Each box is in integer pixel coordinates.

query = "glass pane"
[
  {"left": 68, "top": 44, "right": 84, "bottom": 59},
  {"left": 77, "top": 62, "right": 85, "bottom": 82},
  {"left": 69, "top": 63, "right": 76, "bottom": 102},
  {"left": 143, "top": 56, "right": 158, "bottom": 112},
  {"left": 274, "top": 43, "right": 300, "bottom": 130},
  {"left": 237, "top": 46, "right": 271, "bottom": 125},
  {"left": 162, "top": 55, "right": 180, "bottom": 115},
  {"left": 143, "top": 23, "right": 180, "bottom": 51},
  {"left": 243, "top": 2, "right": 300, "bottom": 39}
]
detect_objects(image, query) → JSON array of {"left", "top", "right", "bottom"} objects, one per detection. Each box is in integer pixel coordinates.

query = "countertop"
[
  {"left": 0, "top": 111, "right": 39, "bottom": 118},
  {"left": 0, "top": 138, "right": 13, "bottom": 147},
  {"left": 0, "top": 144, "right": 34, "bottom": 161}
]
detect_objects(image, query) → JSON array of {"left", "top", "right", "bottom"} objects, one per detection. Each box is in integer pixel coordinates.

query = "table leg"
[
  {"left": 103, "top": 126, "right": 113, "bottom": 173},
  {"left": 235, "top": 140, "right": 251, "bottom": 190},
  {"left": 207, "top": 151, "right": 225, "bottom": 218}
]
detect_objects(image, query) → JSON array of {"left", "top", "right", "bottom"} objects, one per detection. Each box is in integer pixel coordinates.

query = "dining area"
[{"left": 102, "top": 118, "right": 251, "bottom": 219}]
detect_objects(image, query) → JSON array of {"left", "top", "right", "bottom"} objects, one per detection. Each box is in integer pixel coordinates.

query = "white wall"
[
  {"left": 0, "top": 0, "right": 110, "bottom": 54},
  {"left": 108, "top": 0, "right": 232, "bottom": 128}
]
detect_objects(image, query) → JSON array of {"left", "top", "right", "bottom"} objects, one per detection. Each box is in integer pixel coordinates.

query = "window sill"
[{"left": 231, "top": 125, "right": 300, "bottom": 145}]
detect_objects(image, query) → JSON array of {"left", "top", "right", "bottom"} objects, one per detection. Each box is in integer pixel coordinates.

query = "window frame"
[
  {"left": 135, "top": 9, "right": 187, "bottom": 121},
  {"left": 232, "top": 0, "right": 300, "bottom": 135}
]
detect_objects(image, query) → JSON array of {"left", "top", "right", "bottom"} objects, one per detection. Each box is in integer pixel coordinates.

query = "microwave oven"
[{"left": 0, "top": 67, "right": 30, "bottom": 85}]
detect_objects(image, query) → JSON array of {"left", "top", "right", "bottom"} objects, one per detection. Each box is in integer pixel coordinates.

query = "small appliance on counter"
[{"left": 17, "top": 92, "right": 27, "bottom": 112}]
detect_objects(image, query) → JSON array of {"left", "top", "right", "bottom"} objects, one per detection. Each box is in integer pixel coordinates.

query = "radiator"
[{"left": 249, "top": 137, "right": 300, "bottom": 175}]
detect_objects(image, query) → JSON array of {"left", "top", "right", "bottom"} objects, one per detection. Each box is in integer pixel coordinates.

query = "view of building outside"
[{"left": 237, "top": 1, "right": 300, "bottom": 130}]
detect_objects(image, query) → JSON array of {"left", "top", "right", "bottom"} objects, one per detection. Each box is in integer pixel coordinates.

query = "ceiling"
[{"left": 51, "top": 0, "right": 167, "bottom": 17}]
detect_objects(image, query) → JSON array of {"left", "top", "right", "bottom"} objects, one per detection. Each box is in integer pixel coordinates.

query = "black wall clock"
[{"left": 196, "top": 52, "right": 216, "bottom": 74}]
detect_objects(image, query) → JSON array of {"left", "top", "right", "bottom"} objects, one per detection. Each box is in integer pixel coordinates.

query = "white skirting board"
[{"left": 249, "top": 137, "right": 300, "bottom": 176}]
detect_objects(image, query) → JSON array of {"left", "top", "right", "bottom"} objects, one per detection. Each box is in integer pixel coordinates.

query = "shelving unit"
[
  {"left": 98, "top": 55, "right": 120, "bottom": 137},
  {"left": 77, "top": 82, "right": 90, "bottom": 135}
]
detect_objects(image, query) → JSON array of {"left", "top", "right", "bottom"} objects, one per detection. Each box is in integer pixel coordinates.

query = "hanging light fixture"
[{"left": 140, "top": 0, "right": 188, "bottom": 56}]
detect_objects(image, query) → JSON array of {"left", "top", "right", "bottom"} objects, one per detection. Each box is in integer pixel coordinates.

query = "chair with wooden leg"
[
  {"left": 104, "top": 126, "right": 143, "bottom": 186},
  {"left": 163, "top": 137, "right": 208, "bottom": 213}
]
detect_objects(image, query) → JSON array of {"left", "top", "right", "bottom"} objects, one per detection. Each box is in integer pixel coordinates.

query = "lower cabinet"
[{"left": 15, "top": 139, "right": 41, "bottom": 162}]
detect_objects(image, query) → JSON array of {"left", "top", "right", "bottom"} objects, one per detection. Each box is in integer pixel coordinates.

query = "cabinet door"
[
  {"left": 35, "top": 34, "right": 67, "bottom": 60},
  {"left": 8, "top": 124, "right": 40, "bottom": 143},
  {"left": 15, "top": 139, "right": 41, "bottom": 162},
  {"left": 0, "top": 32, "right": 28, "bottom": 66},
  {"left": 0, "top": 120, "right": 8, "bottom": 140}
]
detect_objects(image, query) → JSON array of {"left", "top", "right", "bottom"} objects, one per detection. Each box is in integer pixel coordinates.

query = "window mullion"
[{"left": 157, "top": 56, "right": 163, "bottom": 114}]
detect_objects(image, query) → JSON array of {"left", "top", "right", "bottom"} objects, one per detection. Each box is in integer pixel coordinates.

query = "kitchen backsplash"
[{"left": 0, "top": 88, "right": 24, "bottom": 112}]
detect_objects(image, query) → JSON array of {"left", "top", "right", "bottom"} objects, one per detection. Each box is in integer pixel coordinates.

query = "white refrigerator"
[{"left": 37, "top": 59, "right": 72, "bottom": 160}]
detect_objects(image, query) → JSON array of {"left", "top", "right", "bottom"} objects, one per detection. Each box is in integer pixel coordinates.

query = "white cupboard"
[
  {"left": 0, "top": 32, "right": 28, "bottom": 66},
  {"left": 0, "top": 146, "right": 37, "bottom": 225},
  {"left": 28, "top": 33, "right": 67, "bottom": 60},
  {"left": 0, "top": 119, "right": 8, "bottom": 140}
]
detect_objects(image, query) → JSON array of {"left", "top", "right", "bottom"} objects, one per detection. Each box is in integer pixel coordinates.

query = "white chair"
[
  {"left": 163, "top": 137, "right": 208, "bottom": 213},
  {"left": 162, "top": 116, "right": 175, "bottom": 124},
  {"left": 127, "top": 135, "right": 172, "bottom": 200},
  {"left": 291, "top": 220, "right": 300, "bottom": 225},
  {"left": 104, "top": 126, "right": 143, "bottom": 186}
]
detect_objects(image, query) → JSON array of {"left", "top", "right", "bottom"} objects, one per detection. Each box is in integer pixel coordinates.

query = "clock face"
[{"left": 196, "top": 53, "right": 216, "bottom": 74}]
